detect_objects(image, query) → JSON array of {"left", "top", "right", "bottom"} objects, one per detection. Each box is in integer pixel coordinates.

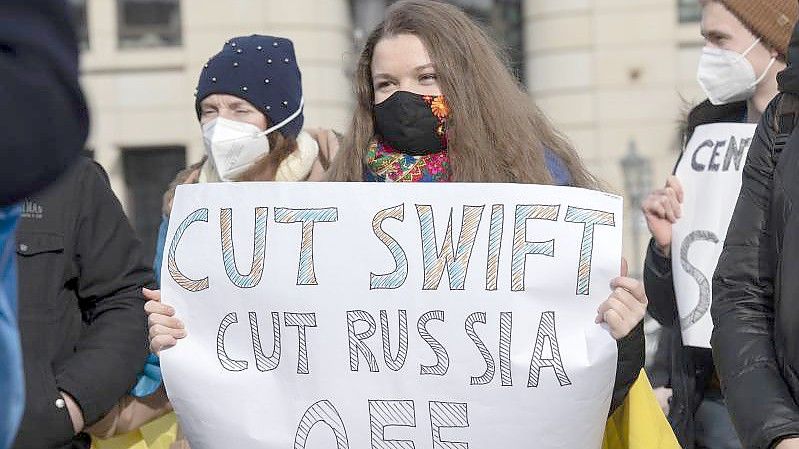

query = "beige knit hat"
[{"left": 718, "top": 0, "right": 799, "bottom": 57}]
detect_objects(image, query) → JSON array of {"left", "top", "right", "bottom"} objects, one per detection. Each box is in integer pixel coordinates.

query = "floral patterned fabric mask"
[{"left": 365, "top": 93, "right": 451, "bottom": 182}]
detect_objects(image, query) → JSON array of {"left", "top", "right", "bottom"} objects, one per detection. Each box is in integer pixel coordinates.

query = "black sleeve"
[
  {"left": 53, "top": 161, "right": 153, "bottom": 426},
  {"left": 711, "top": 97, "right": 799, "bottom": 449},
  {"left": 647, "top": 326, "right": 673, "bottom": 389},
  {"left": 643, "top": 239, "right": 679, "bottom": 328},
  {"left": 609, "top": 320, "right": 645, "bottom": 416},
  {"left": 0, "top": 0, "right": 87, "bottom": 206}
]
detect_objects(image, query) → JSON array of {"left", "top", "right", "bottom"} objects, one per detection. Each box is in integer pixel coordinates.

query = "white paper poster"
[
  {"left": 160, "top": 182, "right": 624, "bottom": 449},
  {"left": 672, "top": 123, "right": 757, "bottom": 348}
]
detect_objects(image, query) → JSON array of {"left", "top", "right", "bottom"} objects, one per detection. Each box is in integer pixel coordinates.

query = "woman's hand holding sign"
[
  {"left": 595, "top": 258, "right": 648, "bottom": 340},
  {"left": 144, "top": 288, "right": 186, "bottom": 354}
]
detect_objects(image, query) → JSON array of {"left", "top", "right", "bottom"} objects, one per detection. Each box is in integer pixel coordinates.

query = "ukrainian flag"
[
  {"left": 603, "top": 370, "right": 682, "bottom": 449},
  {"left": 91, "top": 413, "right": 178, "bottom": 449}
]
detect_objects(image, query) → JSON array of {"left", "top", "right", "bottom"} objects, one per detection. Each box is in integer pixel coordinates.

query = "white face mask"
[
  {"left": 202, "top": 117, "right": 268, "bottom": 181},
  {"left": 201, "top": 98, "right": 304, "bottom": 181},
  {"left": 697, "top": 38, "right": 777, "bottom": 106}
]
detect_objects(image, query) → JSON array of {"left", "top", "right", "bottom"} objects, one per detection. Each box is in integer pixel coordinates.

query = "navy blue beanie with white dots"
[{"left": 195, "top": 35, "right": 304, "bottom": 138}]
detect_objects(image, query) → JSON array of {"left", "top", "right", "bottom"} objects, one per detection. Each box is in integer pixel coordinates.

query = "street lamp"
[{"left": 620, "top": 140, "right": 652, "bottom": 279}]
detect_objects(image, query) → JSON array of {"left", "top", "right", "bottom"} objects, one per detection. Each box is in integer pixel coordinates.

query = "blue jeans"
[{"left": 695, "top": 392, "right": 742, "bottom": 449}]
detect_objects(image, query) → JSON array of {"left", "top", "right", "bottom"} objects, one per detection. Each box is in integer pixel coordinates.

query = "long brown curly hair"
[{"left": 327, "top": 0, "right": 601, "bottom": 189}]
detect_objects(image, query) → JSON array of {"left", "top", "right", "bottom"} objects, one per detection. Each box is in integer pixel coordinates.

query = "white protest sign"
[
  {"left": 160, "top": 182, "right": 623, "bottom": 449},
  {"left": 672, "top": 123, "right": 756, "bottom": 348}
]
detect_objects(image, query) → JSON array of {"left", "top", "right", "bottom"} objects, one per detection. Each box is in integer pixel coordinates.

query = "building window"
[
  {"left": 117, "top": 0, "right": 182, "bottom": 49},
  {"left": 122, "top": 147, "right": 186, "bottom": 264},
  {"left": 679, "top": 0, "right": 701, "bottom": 23},
  {"left": 444, "top": 0, "right": 525, "bottom": 81},
  {"left": 351, "top": 0, "right": 525, "bottom": 83},
  {"left": 68, "top": 0, "right": 89, "bottom": 50},
  {"left": 476, "top": 0, "right": 525, "bottom": 83}
]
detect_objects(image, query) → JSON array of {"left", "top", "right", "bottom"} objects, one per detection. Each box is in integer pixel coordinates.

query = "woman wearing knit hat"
[
  {"left": 641, "top": 1, "right": 798, "bottom": 449},
  {"left": 190, "top": 35, "right": 336, "bottom": 184},
  {"left": 87, "top": 34, "right": 339, "bottom": 449}
]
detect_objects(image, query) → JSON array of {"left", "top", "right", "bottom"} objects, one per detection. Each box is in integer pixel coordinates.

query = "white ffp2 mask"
[
  {"left": 697, "top": 38, "right": 776, "bottom": 106},
  {"left": 202, "top": 117, "right": 268, "bottom": 181}
]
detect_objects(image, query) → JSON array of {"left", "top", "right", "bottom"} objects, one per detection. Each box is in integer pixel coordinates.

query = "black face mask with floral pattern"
[{"left": 373, "top": 91, "right": 449, "bottom": 156}]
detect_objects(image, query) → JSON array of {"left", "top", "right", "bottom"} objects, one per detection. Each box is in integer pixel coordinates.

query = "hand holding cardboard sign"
[
  {"left": 641, "top": 176, "right": 684, "bottom": 257},
  {"left": 144, "top": 288, "right": 186, "bottom": 355},
  {"left": 596, "top": 258, "right": 648, "bottom": 340}
]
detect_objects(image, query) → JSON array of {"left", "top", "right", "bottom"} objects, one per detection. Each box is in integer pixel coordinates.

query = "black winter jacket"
[
  {"left": 644, "top": 99, "right": 746, "bottom": 449},
  {"left": 11, "top": 158, "right": 153, "bottom": 449},
  {"left": 612, "top": 321, "right": 645, "bottom": 415},
  {"left": 712, "top": 21, "right": 799, "bottom": 449}
]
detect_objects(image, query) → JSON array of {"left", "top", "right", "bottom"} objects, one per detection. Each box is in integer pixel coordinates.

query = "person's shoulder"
[
  {"left": 162, "top": 157, "right": 207, "bottom": 216},
  {"left": 171, "top": 157, "right": 206, "bottom": 187},
  {"left": 47, "top": 156, "right": 107, "bottom": 191},
  {"left": 686, "top": 100, "right": 747, "bottom": 135},
  {"left": 764, "top": 91, "right": 798, "bottom": 125},
  {"left": 544, "top": 149, "right": 571, "bottom": 186},
  {"left": 303, "top": 128, "right": 341, "bottom": 169},
  {"left": 83, "top": 157, "right": 111, "bottom": 180}
]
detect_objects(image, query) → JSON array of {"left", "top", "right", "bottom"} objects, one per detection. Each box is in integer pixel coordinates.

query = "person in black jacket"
[
  {"left": 11, "top": 157, "right": 153, "bottom": 449},
  {"left": 641, "top": 1, "right": 798, "bottom": 448},
  {"left": 1, "top": 1, "right": 88, "bottom": 447},
  {"left": 712, "top": 16, "right": 799, "bottom": 449}
]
